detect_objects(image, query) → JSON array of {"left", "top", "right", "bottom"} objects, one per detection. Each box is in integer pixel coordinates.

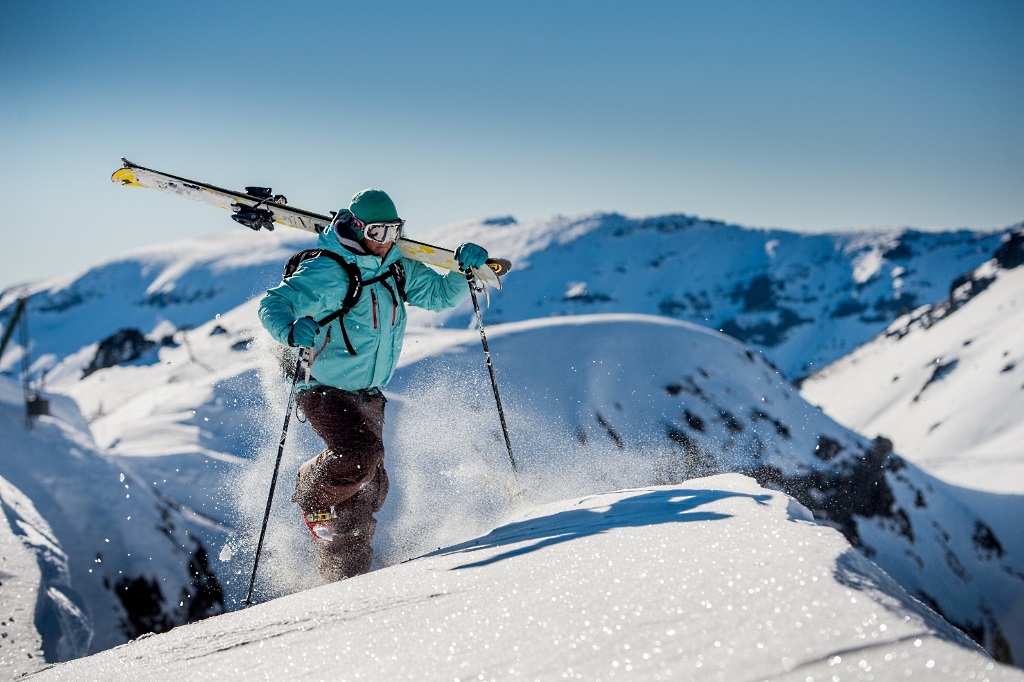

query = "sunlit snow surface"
[{"left": 30, "top": 474, "right": 1019, "bottom": 681}]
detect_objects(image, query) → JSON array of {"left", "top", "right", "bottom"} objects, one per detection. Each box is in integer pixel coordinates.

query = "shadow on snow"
[{"left": 434, "top": 488, "right": 771, "bottom": 570}]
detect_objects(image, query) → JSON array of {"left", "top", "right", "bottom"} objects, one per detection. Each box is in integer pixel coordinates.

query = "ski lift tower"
[{"left": 0, "top": 298, "right": 49, "bottom": 427}]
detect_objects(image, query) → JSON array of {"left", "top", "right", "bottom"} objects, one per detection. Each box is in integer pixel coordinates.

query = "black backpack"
[{"left": 283, "top": 249, "right": 406, "bottom": 355}]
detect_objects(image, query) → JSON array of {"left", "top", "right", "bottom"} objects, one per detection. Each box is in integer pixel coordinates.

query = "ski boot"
[{"left": 302, "top": 508, "right": 335, "bottom": 543}]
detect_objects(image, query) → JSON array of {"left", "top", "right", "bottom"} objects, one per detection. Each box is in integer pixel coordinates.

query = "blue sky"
[{"left": 1, "top": 1, "right": 1022, "bottom": 290}]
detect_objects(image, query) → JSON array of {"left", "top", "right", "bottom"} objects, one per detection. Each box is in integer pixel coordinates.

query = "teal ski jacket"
[{"left": 258, "top": 223, "right": 470, "bottom": 392}]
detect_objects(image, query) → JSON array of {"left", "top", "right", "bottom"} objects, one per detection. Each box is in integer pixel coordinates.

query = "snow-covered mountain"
[
  {"left": 802, "top": 229, "right": 1024, "bottom": 494},
  {"left": 1, "top": 215, "right": 1022, "bottom": 674},
  {"left": 28, "top": 475, "right": 1023, "bottom": 681},
  {"left": 428, "top": 214, "right": 1011, "bottom": 380},
  {"left": 800, "top": 230, "right": 1024, "bottom": 628},
  {"left": 0, "top": 214, "right": 1011, "bottom": 384}
]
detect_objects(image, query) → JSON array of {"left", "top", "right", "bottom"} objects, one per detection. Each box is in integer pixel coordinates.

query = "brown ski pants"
[{"left": 291, "top": 386, "right": 389, "bottom": 582}]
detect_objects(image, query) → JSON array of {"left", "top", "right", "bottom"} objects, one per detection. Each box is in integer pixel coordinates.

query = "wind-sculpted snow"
[
  {"left": 29, "top": 475, "right": 1022, "bottom": 681},
  {"left": 0, "top": 473, "right": 89, "bottom": 675}
]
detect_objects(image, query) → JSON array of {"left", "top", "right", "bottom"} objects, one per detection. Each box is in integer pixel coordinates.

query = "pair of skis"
[{"left": 111, "top": 159, "right": 511, "bottom": 289}]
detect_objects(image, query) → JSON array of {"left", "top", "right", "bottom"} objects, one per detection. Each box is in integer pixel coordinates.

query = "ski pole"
[
  {"left": 243, "top": 351, "right": 304, "bottom": 605},
  {"left": 466, "top": 271, "right": 519, "bottom": 479}
]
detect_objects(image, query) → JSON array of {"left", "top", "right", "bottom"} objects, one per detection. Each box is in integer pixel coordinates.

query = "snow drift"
[{"left": 28, "top": 475, "right": 1022, "bottom": 681}]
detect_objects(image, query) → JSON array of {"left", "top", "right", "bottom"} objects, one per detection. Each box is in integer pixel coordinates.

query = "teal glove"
[
  {"left": 289, "top": 316, "right": 320, "bottom": 347},
  {"left": 455, "top": 242, "right": 489, "bottom": 272}
]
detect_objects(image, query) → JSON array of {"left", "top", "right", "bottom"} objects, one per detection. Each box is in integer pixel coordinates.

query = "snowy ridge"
[
  {"left": 377, "top": 315, "right": 1024, "bottom": 666},
  {"left": 29, "top": 475, "right": 1021, "bottom": 681}
]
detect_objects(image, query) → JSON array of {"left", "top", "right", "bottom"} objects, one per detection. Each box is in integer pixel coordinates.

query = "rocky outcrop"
[
  {"left": 82, "top": 329, "right": 155, "bottom": 377},
  {"left": 108, "top": 538, "right": 224, "bottom": 642}
]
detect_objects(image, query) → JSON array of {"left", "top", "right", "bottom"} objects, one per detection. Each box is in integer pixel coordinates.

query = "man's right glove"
[
  {"left": 289, "top": 316, "right": 320, "bottom": 347},
  {"left": 455, "top": 242, "right": 489, "bottom": 272}
]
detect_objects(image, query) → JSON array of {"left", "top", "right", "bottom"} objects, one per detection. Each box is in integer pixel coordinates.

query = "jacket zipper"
[{"left": 371, "top": 290, "right": 378, "bottom": 329}]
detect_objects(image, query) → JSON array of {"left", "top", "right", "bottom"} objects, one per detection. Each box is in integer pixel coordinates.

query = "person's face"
[
  {"left": 352, "top": 215, "right": 403, "bottom": 258},
  {"left": 362, "top": 238, "right": 392, "bottom": 257}
]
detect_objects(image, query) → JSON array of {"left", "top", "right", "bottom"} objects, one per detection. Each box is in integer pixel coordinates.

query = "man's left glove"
[
  {"left": 288, "top": 316, "right": 320, "bottom": 347},
  {"left": 455, "top": 242, "right": 489, "bottom": 272}
]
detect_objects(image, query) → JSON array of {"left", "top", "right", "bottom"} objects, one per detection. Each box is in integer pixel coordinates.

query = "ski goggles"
[{"left": 355, "top": 217, "right": 405, "bottom": 244}]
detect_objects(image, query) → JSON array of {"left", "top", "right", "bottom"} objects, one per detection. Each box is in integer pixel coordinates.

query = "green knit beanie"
[{"left": 349, "top": 188, "right": 399, "bottom": 223}]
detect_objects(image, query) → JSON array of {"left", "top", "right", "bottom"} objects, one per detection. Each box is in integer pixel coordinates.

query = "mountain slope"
[
  {"left": 802, "top": 230, "right": 1024, "bottom": 494},
  {"left": 370, "top": 315, "right": 1024, "bottom": 665},
  {"left": 30, "top": 474, "right": 1024, "bottom": 681},
  {"left": 0, "top": 376, "right": 226, "bottom": 661}
]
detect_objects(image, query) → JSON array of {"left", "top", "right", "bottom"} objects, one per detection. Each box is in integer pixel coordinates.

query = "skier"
[{"left": 258, "top": 188, "right": 489, "bottom": 582}]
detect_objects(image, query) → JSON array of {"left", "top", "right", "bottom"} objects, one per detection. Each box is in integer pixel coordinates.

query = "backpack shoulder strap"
[
  {"left": 284, "top": 249, "right": 362, "bottom": 310},
  {"left": 284, "top": 249, "right": 363, "bottom": 355},
  {"left": 390, "top": 261, "right": 407, "bottom": 301},
  {"left": 283, "top": 248, "right": 322, "bottom": 278}
]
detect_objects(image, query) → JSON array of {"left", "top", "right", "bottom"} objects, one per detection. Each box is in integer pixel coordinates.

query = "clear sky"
[{"left": 1, "top": 1, "right": 1022, "bottom": 290}]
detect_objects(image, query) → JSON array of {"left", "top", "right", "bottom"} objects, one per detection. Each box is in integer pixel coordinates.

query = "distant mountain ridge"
[
  {"left": 433, "top": 213, "right": 1014, "bottom": 380},
  {"left": 2, "top": 214, "right": 1015, "bottom": 384}
]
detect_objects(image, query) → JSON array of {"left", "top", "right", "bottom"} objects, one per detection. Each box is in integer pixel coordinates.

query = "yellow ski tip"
[{"left": 111, "top": 167, "right": 139, "bottom": 186}]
